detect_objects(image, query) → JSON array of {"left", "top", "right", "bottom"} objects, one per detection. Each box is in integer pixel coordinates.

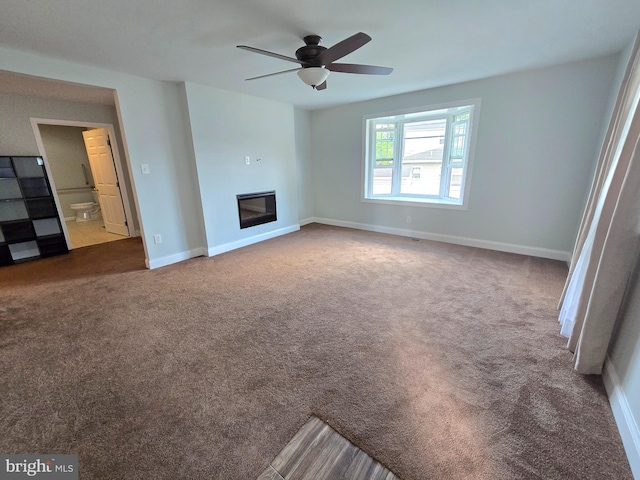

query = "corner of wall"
[
  {"left": 146, "top": 246, "right": 207, "bottom": 270},
  {"left": 294, "top": 107, "right": 314, "bottom": 222},
  {"left": 176, "top": 81, "right": 209, "bottom": 251}
]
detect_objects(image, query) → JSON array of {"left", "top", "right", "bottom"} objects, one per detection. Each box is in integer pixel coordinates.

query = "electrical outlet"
[
  {"left": 141, "top": 163, "right": 150, "bottom": 175},
  {"left": 153, "top": 234, "right": 162, "bottom": 244},
  {"left": 245, "top": 156, "right": 250, "bottom": 165},
  {"left": 407, "top": 216, "right": 412, "bottom": 224}
]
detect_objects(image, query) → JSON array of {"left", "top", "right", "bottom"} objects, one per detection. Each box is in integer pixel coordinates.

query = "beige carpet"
[{"left": 0, "top": 224, "right": 632, "bottom": 479}]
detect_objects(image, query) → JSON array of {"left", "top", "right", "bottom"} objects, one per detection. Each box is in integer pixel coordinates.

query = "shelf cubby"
[{"left": 0, "top": 156, "right": 68, "bottom": 266}]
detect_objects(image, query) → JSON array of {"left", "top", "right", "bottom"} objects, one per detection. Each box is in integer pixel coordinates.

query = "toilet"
[{"left": 70, "top": 190, "right": 102, "bottom": 222}]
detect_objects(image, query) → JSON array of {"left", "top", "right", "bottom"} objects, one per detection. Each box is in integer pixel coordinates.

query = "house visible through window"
[{"left": 363, "top": 100, "right": 479, "bottom": 208}]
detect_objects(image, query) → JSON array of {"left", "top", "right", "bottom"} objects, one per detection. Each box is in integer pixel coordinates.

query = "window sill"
[{"left": 362, "top": 195, "right": 467, "bottom": 210}]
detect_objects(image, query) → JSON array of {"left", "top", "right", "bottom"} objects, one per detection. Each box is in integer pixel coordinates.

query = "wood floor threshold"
[{"left": 258, "top": 416, "right": 399, "bottom": 480}]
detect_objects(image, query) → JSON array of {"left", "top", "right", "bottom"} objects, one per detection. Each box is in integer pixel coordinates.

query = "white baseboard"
[
  {"left": 144, "top": 218, "right": 568, "bottom": 270},
  {"left": 207, "top": 224, "right": 300, "bottom": 257},
  {"left": 145, "top": 246, "right": 207, "bottom": 270},
  {"left": 603, "top": 357, "right": 640, "bottom": 479},
  {"left": 299, "top": 217, "right": 315, "bottom": 226},
  {"left": 304, "top": 217, "right": 571, "bottom": 262},
  {"left": 143, "top": 225, "right": 299, "bottom": 269}
]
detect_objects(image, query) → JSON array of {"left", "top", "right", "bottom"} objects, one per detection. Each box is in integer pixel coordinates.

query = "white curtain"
[{"left": 558, "top": 31, "right": 640, "bottom": 374}]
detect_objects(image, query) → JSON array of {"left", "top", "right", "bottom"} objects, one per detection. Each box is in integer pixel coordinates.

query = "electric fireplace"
[{"left": 237, "top": 191, "right": 277, "bottom": 229}]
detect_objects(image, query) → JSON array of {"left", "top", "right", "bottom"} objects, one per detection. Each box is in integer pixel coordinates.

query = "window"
[{"left": 363, "top": 100, "right": 479, "bottom": 208}]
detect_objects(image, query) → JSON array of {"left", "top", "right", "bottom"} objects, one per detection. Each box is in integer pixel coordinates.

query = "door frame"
[{"left": 30, "top": 118, "right": 137, "bottom": 250}]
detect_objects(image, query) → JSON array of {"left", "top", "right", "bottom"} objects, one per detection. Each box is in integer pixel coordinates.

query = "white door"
[{"left": 82, "top": 128, "right": 129, "bottom": 237}]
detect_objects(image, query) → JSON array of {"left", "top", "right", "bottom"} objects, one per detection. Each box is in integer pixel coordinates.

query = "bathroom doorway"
[{"left": 31, "top": 119, "right": 136, "bottom": 250}]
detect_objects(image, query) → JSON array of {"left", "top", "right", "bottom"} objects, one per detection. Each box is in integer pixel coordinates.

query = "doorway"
[{"left": 31, "top": 119, "right": 136, "bottom": 250}]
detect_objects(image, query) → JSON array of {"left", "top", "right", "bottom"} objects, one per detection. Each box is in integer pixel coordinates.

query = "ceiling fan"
[{"left": 237, "top": 32, "right": 393, "bottom": 91}]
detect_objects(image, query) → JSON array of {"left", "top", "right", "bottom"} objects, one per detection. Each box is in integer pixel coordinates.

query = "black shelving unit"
[{"left": 0, "top": 156, "right": 68, "bottom": 266}]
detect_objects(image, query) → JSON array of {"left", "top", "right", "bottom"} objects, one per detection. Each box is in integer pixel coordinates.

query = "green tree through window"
[{"left": 375, "top": 125, "right": 394, "bottom": 167}]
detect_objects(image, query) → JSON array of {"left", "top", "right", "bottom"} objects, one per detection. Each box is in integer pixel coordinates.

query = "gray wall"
[
  {"left": 0, "top": 92, "right": 116, "bottom": 154},
  {"left": 0, "top": 92, "right": 140, "bottom": 231},
  {"left": 309, "top": 54, "right": 620, "bottom": 258},
  {"left": 183, "top": 82, "right": 299, "bottom": 251},
  {"left": 0, "top": 46, "right": 207, "bottom": 267},
  {"left": 2, "top": 45, "right": 619, "bottom": 266},
  {"left": 38, "top": 125, "right": 94, "bottom": 219},
  {"left": 294, "top": 108, "right": 314, "bottom": 221},
  {"left": 114, "top": 78, "right": 206, "bottom": 267}
]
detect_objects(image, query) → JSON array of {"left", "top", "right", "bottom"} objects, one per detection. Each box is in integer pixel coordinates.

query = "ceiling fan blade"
[
  {"left": 326, "top": 63, "right": 393, "bottom": 75},
  {"left": 237, "top": 45, "right": 309, "bottom": 66},
  {"left": 245, "top": 67, "right": 301, "bottom": 81},
  {"left": 311, "top": 32, "right": 371, "bottom": 66},
  {"left": 315, "top": 80, "right": 327, "bottom": 90}
]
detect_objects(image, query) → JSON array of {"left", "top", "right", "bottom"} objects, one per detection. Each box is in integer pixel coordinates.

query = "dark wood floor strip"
[
  {"left": 344, "top": 450, "right": 395, "bottom": 480},
  {"left": 259, "top": 416, "right": 399, "bottom": 480}
]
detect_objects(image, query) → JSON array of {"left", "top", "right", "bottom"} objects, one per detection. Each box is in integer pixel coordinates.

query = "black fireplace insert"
[{"left": 237, "top": 191, "right": 277, "bottom": 229}]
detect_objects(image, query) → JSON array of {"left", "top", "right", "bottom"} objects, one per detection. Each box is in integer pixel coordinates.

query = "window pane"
[
  {"left": 449, "top": 167, "right": 463, "bottom": 199},
  {"left": 401, "top": 119, "right": 445, "bottom": 195},
  {"left": 373, "top": 122, "right": 394, "bottom": 194},
  {"left": 372, "top": 167, "right": 392, "bottom": 195},
  {"left": 375, "top": 124, "right": 394, "bottom": 167},
  {"left": 364, "top": 101, "right": 477, "bottom": 206},
  {"left": 450, "top": 121, "right": 467, "bottom": 160}
]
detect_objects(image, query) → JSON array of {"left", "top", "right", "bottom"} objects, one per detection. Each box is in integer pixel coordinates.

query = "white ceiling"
[{"left": 1, "top": 0, "right": 639, "bottom": 110}]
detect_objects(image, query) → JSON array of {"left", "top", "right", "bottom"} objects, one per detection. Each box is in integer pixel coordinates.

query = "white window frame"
[{"left": 361, "top": 99, "right": 481, "bottom": 210}]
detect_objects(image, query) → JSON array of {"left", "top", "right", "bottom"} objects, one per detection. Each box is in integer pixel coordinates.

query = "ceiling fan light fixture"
[
  {"left": 297, "top": 67, "right": 330, "bottom": 88},
  {"left": 239, "top": 32, "right": 391, "bottom": 91}
]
